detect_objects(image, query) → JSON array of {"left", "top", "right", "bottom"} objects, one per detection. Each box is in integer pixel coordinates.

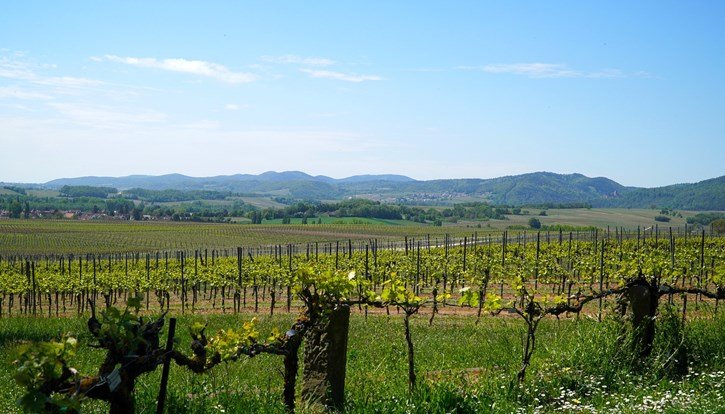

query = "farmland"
[
  {"left": 0, "top": 207, "right": 715, "bottom": 255},
  {"left": 0, "top": 219, "right": 485, "bottom": 255},
  {"left": 4, "top": 1, "right": 725, "bottom": 412},
  {"left": 0, "top": 208, "right": 723, "bottom": 414},
  {"left": 481, "top": 207, "right": 695, "bottom": 230},
  {"left": 0, "top": 228, "right": 723, "bottom": 412}
]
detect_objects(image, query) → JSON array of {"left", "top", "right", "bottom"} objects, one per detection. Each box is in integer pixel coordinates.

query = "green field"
[
  {"left": 260, "top": 216, "right": 419, "bottom": 225},
  {"left": 0, "top": 188, "right": 20, "bottom": 196},
  {"left": 0, "top": 219, "right": 480, "bottom": 255},
  {"left": 2, "top": 311, "right": 723, "bottom": 413},
  {"left": 26, "top": 189, "right": 61, "bottom": 197},
  {"left": 0, "top": 207, "right": 715, "bottom": 255},
  {"left": 494, "top": 208, "right": 696, "bottom": 230},
  {"left": 155, "top": 195, "right": 287, "bottom": 210},
  {"left": 236, "top": 196, "right": 288, "bottom": 209}
]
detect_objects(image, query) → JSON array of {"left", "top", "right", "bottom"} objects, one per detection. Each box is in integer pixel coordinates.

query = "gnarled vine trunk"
[
  {"left": 626, "top": 278, "right": 659, "bottom": 359},
  {"left": 403, "top": 312, "right": 416, "bottom": 393},
  {"left": 283, "top": 331, "right": 304, "bottom": 412}
]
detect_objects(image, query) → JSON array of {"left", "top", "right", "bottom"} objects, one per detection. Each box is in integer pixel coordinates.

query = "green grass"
[
  {"left": 235, "top": 196, "right": 288, "bottom": 209},
  {"left": 261, "top": 217, "right": 421, "bottom": 225},
  {"left": 25, "top": 189, "right": 61, "bottom": 197},
  {"left": 1, "top": 311, "right": 724, "bottom": 413},
  {"left": 535, "top": 208, "right": 693, "bottom": 228},
  {"left": 464, "top": 208, "right": 707, "bottom": 231},
  {"left": 108, "top": 195, "right": 284, "bottom": 210}
]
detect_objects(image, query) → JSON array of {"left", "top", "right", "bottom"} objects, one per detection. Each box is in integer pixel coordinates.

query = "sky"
[{"left": 1, "top": 1, "right": 724, "bottom": 187}]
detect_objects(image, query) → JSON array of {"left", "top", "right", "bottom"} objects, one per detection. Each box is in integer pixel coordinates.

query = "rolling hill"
[{"left": 32, "top": 171, "right": 725, "bottom": 210}]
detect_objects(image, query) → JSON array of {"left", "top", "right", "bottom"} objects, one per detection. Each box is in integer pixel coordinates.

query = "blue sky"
[{"left": 1, "top": 1, "right": 723, "bottom": 187}]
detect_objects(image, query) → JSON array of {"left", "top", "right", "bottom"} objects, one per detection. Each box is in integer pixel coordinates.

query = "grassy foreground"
[{"left": 1, "top": 310, "right": 724, "bottom": 413}]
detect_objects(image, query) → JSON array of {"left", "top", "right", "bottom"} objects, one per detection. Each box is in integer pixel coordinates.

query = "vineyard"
[
  {"left": 5, "top": 0, "right": 724, "bottom": 412},
  {"left": 0, "top": 219, "right": 483, "bottom": 255},
  {"left": 1, "top": 228, "right": 724, "bottom": 413}
]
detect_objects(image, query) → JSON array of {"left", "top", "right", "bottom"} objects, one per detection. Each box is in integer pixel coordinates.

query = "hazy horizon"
[{"left": 3, "top": 169, "right": 722, "bottom": 190}]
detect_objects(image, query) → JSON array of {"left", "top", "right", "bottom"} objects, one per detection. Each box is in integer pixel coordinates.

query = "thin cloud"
[
  {"left": 261, "top": 54, "right": 335, "bottom": 66},
  {"left": 404, "top": 68, "right": 447, "bottom": 73},
  {"left": 48, "top": 102, "right": 167, "bottom": 128},
  {"left": 97, "top": 55, "right": 257, "bottom": 84},
  {"left": 0, "top": 53, "right": 114, "bottom": 97},
  {"left": 0, "top": 86, "right": 53, "bottom": 100},
  {"left": 300, "top": 69, "right": 381, "bottom": 83},
  {"left": 0, "top": 57, "right": 35, "bottom": 80},
  {"left": 179, "top": 120, "right": 220, "bottom": 129},
  {"left": 459, "top": 63, "right": 633, "bottom": 79},
  {"left": 34, "top": 76, "right": 105, "bottom": 88},
  {"left": 224, "top": 103, "right": 252, "bottom": 111}
]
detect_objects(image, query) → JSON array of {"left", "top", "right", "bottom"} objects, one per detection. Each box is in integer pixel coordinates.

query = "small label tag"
[{"left": 106, "top": 368, "right": 121, "bottom": 392}]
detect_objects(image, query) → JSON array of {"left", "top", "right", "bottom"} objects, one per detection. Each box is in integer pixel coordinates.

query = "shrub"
[{"left": 713, "top": 219, "right": 725, "bottom": 234}]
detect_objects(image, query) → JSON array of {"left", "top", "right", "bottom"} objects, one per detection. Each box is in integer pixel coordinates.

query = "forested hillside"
[{"left": 11, "top": 172, "right": 724, "bottom": 210}]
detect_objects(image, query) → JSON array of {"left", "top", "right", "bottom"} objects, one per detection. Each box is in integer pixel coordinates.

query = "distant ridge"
[
  {"left": 337, "top": 174, "right": 416, "bottom": 184},
  {"left": 33, "top": 171, "right": 725, "bottom": 210},
  {"left": 44, "top": 171, "right": 416, "bottom": 190}
]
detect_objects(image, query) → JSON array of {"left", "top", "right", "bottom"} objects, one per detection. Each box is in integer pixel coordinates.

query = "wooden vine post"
[
  {"left": 301, "top": 305, "right": 350, "bottom": 410},
  {"left": 156, "top": 318, "right": 177, "bottom": 414}
]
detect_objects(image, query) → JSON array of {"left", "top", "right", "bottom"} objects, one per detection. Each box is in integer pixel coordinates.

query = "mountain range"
[{"left": 33, "top": 171, "right": 725, "bottom": 210}]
